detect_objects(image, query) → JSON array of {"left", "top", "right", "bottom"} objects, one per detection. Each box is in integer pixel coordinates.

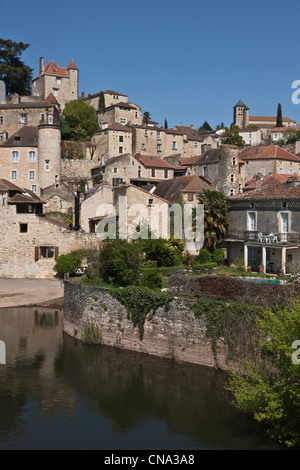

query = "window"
[
  {"left": 53, "top": 88, "right": 58, "bottom": 97},
  {"left": 233, "top": 157, "right": 236, "bottom": 165},
  {"left": 289, "top": 169, "right": 293, "bottom": 175},
  {"left": 114, "top": 167, "right": 117, "bottom": 173},
  {"left": 0, "top": 116, "right": 3, "bottom": 125},
  {"left": 56, "top": 78, "right": 61, "bottom": 85},
  {"left": 119, "top": 136, "right": 123, "bottom": 142},
  {"left": 119, "top": 147, "right": 123, "bottom": 154},
  {"left": 48, "top": 115, "right": 53, "bottom": 124},
  {"left": 29, "top": 151, "right": 35, "bottom": 162},
  {"left": 230, "top": 189, "right": 234, "bottom": 196},
  {"left": 157, "top": 144, "right": 161, "bottom": 152},
  {"left": 31, "top": 185, "right": 37, "bottom": 193},
  {"left": 45, "top": 160, "right": 50, "bottom": 170},
  {"left": 164, "top": 170, "right": 168, "bottom": 178},
  {"left": 151, "top": 169, "right": 155, "bottom": 177},
  {"left": 145, "top": 130, "right": 148, "bottom": 137},
  {"left": 157, "top": 132, "right": 161, "bottom": 141},
  {"left": 279, "top": 167, "right": 283, "bottom": 174},
  {"left": 12, "top": 151, "right": 19, "bottom": 162},
  {"left": 188, "top": 193, "right": 194, "bottom": 201},
  {"left": 21, "top": 114, "right": 27, "bottom": 124},
  {"left": 12, "top": 171, "right": 17, "bottom": 180},
  {"left": 230, "top": 174, "right": 235, "bottom": 183},
  {"left": 141, "top": 143, "right": 145, "bottom": 150},
  {"left": 172, "top": 141, "right": 177, "bottom": 150},
  {"left": 249, "top": 247, "right": 256, "bottom": 260},
  {"left": 41, "top": 114, "right": 45, "bottom": 122},
  {"left": 135, "top": 112, "right": 139, "bottom": 119},
  {"left": 148, "top": 198, "right": 153, "bottom": 206},
  {"left": 194, "top": 142, "right": 198, "bottom": 150},
  {"left": 19, "top": 223, "right": 28, "bottom": 233},
  {"left": 29, "top": 171, "right": 35, "bottom": 180},
  {"left": 39, "top": 246, "right": 55, "bottom": 259},
  {"left": 120, "top": 118, "right": 126, "bottom": 125},
  {"left": 248, "top": 211, "right": 257, "bottom": 231}
]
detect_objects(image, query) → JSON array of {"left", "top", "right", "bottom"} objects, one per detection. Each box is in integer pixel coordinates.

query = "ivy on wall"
[{"left": 110, "top": 286, "right": 173, "bottom": 340}]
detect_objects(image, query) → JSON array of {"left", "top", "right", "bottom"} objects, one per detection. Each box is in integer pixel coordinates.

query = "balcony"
[{"left": 244, "top": 231, "right": 300, "bottom": 246}]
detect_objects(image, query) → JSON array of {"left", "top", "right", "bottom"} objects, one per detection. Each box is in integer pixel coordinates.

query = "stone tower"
[
  {"left": 233, "top": 100, "right": 249, "bottom": 128},
  {"left": 38, "top": 108, "right": 61, "bottom": 194}
]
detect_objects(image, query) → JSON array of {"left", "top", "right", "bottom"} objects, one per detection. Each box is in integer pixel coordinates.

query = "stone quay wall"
[
  {"left": 63, "top": 280, "right": 228, "bottom": 370},
  {"left": 63, "top": 275, "right": 299, "bottom": 370}
]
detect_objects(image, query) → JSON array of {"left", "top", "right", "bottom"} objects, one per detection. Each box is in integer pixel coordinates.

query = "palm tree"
[
  {"left": 197, "top": 189, "right": 230, "bottom": 250},
  {"left": 143, "top": 111, "right": 151, "bottom": 125}
]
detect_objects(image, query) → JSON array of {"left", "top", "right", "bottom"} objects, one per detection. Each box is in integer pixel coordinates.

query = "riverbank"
[{"left": 0, "top": 278, "right": 64, "bottom": 308}]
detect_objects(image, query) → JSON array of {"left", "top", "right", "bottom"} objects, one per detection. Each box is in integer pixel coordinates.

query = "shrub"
[
  {"left": 99, "top": 239, "right": 141, "bottom": 287},
  {"left": 197, "top": 249, "right": 211, "bottom": 264},
  {"left": 142, "top": 237, "right": 185, "bottom": 267},
  {"left": 192, "top": 262, "right": 218, "bottom": 273},
  {"left": 141, "top": 269, "right": 163, "bottom": 289},
  {"left": 211, "top": 248, "right": 225, "bottom": 265},
  {"left": 54, "top": 249, "right": 86, "bottom": 279}
]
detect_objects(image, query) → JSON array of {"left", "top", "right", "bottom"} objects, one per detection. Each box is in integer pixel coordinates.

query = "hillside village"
[{"left": 1, "top": 56, "right": 300, "bottom": 278}]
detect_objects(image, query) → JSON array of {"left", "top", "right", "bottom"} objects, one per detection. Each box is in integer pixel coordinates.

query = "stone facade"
[
  {"left": 91, "top": 124, "right": 133, "bottom": 160},
  {"left": 32, "top": 57, "right": 78, "bottom": 110},
  {"left": 191, "top": 145, "right": 244, "bottom": 196},
  {"left": 80, "top": 183, "right": 169, "bottom": 238},
  {"left": 98, "top": 102, "right": 142, "bottom": 127},
  {"left": 81, "top": 90, "right": 129, "bottom": 111},
  {"left": 0, "top": 180, "right": 98, "bottom": 278}
]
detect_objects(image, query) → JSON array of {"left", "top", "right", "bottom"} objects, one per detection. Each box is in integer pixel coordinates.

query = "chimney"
[{"left": 39, "top": 57, "right": 45, "bottom": 74}]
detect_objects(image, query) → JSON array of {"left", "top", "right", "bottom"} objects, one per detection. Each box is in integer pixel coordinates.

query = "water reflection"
[{"left": 0, "top": 306, "right": 280, "bottom": 450}]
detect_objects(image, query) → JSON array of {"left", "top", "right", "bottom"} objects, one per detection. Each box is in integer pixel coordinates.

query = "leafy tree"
[
  {"left": 98, "top": 90, "right": 105, "bottom": 109},
  {"left": 141, "top": 237, "right": 184, "bottom": 267},
  {"left": 99, "top": 239, "right": 141, "bottom": 286},
  {"left": 54, "top": 249, "right": 86, "bottom": 278},
  {"left": 227, "top": 299, "right": 300, "bottom": 448},
  {"left": 221, "top": 129, "right": 244, "bottom": 148},
  {"left": 197, "top": 189, "right": 230, "bottom": 250},
  {"left": 92, "top": 173, "right": 103, "bottom": 187},
  {"left": 61, "top": 99, "right": 99, "bottom": 141},
  {"left": 199, "top": 121, "right": 212, "bottom": 131},
  {"left": 276, "top": 103, "right": 283, "bottom": 128},
  {"left": 0, "top": 38, "right": 33, "bottom": 96}
]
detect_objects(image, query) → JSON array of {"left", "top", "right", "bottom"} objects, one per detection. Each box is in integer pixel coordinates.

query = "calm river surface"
[{"left": 0, "top": 305, "right": 281, "bottom": 450}]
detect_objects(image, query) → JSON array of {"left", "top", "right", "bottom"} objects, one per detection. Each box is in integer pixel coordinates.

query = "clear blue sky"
[{"left": 2, "top": 0, "right": 300, "bottom": 129}]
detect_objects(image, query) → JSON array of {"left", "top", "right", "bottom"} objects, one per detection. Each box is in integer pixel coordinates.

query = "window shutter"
[
  {"left": 34, "top": 246, "right": 39, "bottom": 262},
  {"left": 54, "top": 247, "right": 59, "bottom": 260}
]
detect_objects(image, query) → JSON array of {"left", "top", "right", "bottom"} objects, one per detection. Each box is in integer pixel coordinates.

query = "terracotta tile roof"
[
  {"left": 271, "top": 126, "right": 300, "bottom": 132},
  {"left": 103, "top": 90, "right": 128, "bottom": 97},
  {"left": 67, "top": 59, "right": 78, "bottom": 70},
  {"left": 46, "top": 93, "right": 58, "bottom": 103},
  {"left": 249, "top": 116, "right": 296, "bottom": 122},
  {"left": 135, "top": 154, "right": 175, "bottom": 169},
  {"left": 244, "top": 173, "right": 300, "bottom": 190},
  {"left": 44, "top": 60, "right": 69, "bottom": 77},
  {"left": 0, "top": 100, "right": 55, "bottom": 110},
  {"left": 231, "top": 174, "right": 300, "bottom": 200},
  {"left": 239, "top": 145, "right": 300, "bottom": 162},
  {"left": 172, "top": 125, "right": 204, "bottom": 141}
]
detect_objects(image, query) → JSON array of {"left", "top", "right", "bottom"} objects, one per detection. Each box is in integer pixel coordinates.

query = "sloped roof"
[
  {"left": 153, "top": 175, "right": 210, "bottom": 204},
  {"left": 244, "top": 173, "right": 300, "bottom": 190},
  {"left": 67, "top": 59, "right": 78, "bottom": 70},
  {"left": 3, "top": 126, "right": 38, "bottom": 147},
  {"left": 239, "top": 145, "right": 300, "bottom": 162},
  {"left": 0, "top": 179, "right": 23, "bottom": 192},
  {"left": 234, "top": 100, "right": 249, "bottom": 109},
  {"left": 44, "top": 60, "right": 69, "bottom": 77},
  {"left": 231, "top": 174, "right": 300, "bottom": 201},
  {"left": 249, "top": 116, "right": 296, "bottom": 123},
  {"left": 135, "top": 154, "right": 175, "bottom": 169}
]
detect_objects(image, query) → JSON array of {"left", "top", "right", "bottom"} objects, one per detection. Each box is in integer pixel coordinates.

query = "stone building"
[
  {"left": 134, "top": 154, "right": 175, "bottom": 182},
  {"left": 98, "top": 101, "right": 142, "bottom": 128},
  {"left": 91, "top": 153, "right": 148, "bottom": 187},
  {"left": 0, "top": 114, "right": 61, "bottom": 195},
  {"left": 0, "top": 92, "right": 60, "bottom": 142},
  {"left": 91, "top": 123, "right": 133, "bottom": 160},
  {"left": 40, "top": 182, "right": 76, "bottom": 215},
  {"left": 152, "top": 175, "right": 211, "bottom": 206},
  {"left": 0, "top": 179, "right": 96, "bottom": 278},
  {"left": 81, "top": 89, "right": 129, "bottom": 110},
  {"left": 80, "top": 183, "right": 169, "bottom": 239},
  {"left": 237, "top": 127, "right": 262, "bottom": 146},
  {"left": 225, "top": 174, "right": 300, "bottom": 274},
  {"left": 190, "top": 145, "right": 245, "bottom": 196},
  {"left": 239, "top": 145, "right": 300, "bottom": 181},
  {"left": 31, "top": 57, "right": 79, "bottom": 110}
]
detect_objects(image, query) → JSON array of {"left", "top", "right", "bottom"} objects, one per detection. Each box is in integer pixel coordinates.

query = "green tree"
[
  {"left": 276, "top": 103, "right": 283, "bottom": 128},
  {"left": 61, "top": 99, "right": 99, "bottom": 141},
  {"left": 197, "top": 189, "right": 230, "bottom": 250},
  {"left": 141, "top": 237, "right": 184, "bottom": 267},
  {"left": 0, "top": 38, "right": 33, "bottom": 96},
  {"left": 98, "top": 90, "right": 105, "bottom": 109},
  {"left": 221, "top": 129, "right": 244, "bottom": 147},
  {"left": 164, "top": 118, "right": 168, "bottom": 129},
  {"left": 199, "top": 121, "right": 212, "bottom": 131},
  {"left": 99, "top": 239, "right": 141, "bottom": 286},
  {"left": 227, "top": 299, "right": 300, "bottom": 448}
]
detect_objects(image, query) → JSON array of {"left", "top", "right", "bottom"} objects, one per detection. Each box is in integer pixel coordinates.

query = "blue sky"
[{"left": 2, "top": 0, "right": 300, "bottom": 129}]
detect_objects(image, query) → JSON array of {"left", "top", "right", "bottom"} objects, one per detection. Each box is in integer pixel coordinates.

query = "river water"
[{"left": 0, "top": 305, "right": 280, "bottom": 450}]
